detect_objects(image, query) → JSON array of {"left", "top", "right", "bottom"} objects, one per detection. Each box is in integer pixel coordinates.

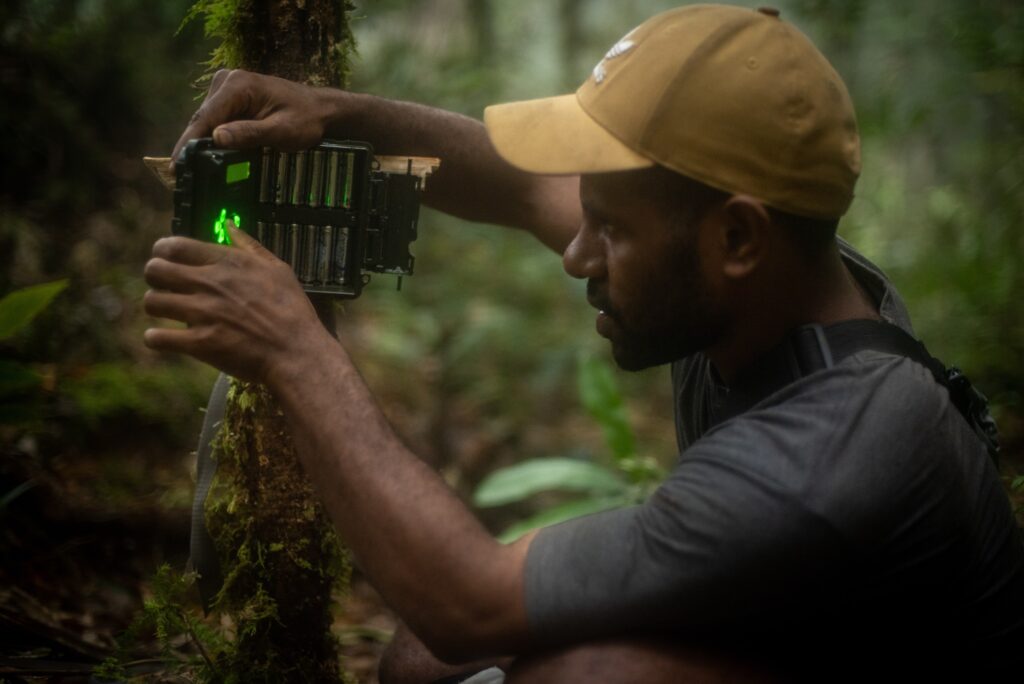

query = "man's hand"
[
  {"left": 171, "top": 69, "right": 334, "bottom": 166},
  {"left": 143, "top": 225, "right": 327, "bottom": 384}
]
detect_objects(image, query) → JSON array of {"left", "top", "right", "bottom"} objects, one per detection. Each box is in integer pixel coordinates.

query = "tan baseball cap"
[{"left": 484, "top": 4, "right": 861, "bottom": 219}]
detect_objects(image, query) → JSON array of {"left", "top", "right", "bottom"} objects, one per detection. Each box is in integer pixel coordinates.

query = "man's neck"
[{"left": 707, "top": 244, "right": 880, "bottom": 384}]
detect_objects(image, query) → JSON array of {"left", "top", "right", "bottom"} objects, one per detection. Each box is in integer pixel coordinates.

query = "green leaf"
[
  {"left": 1012, "top": 475, "right": 1024, "bottom": 491},
  {"left": 473, "top": 458, "right": 627, "bottom": 507},
  {"left": 0, "top": 280, "right": 68, "bottom": 340},
  {"left": 577, "top": 353, "right": 635, "bottom": 462},
  {"left": 496, "top": 496, "right": 631, "bottom": 543}
]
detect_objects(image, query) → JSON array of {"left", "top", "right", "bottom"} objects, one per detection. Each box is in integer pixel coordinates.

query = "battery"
[
  {"left": 343, "top": 153, "right": 355, "bottom": 209},
  {"left": 301, "top": 225, "right": 317, "bottom": 284},
  {"left": 326, "top": 151, "right": 341, "bottom": 208},
  {"left": 271, "top": 222, "right": 284, "bottom": 259},
  {"left": 256, "top": 221, "right": 268, "bottom": 246},
  {"left": 318, "top": 226, "right": 334, "bottom": 285},
  {"left": 274, "top": 153, "right": 290, "bottom": 205},
  {"left": 308, "top": 151, "right": 325, "bottom": 208},
  {"left": 334, "top": 226, "right": 350, "bottom": 284},
  {"left": 259, "top": 149, "right": 273, "bottom": 203},
  {"left": 288, "top": 223, "right": 301, "bottom": 268},
  {"left": 290, "top": 151, "right": 308, "bottom": 206}
]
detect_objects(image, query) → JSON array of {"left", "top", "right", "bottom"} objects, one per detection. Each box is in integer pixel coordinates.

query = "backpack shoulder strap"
[{"left": 819, "top": 319, "right": 1001, "bottom": 465}]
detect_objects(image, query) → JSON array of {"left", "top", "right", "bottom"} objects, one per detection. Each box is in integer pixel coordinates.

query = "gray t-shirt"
[{"left": 524, "top": 243, "right": 1024, "bottom": 672}]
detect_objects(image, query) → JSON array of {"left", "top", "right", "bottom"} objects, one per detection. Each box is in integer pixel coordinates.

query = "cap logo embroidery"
[{"left": 592, "top": 38, "right": 636, "bottom": 84}]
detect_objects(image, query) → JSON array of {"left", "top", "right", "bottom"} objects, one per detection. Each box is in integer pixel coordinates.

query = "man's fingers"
[
  {"left": 171, "top": 70, "right": 256, "bottom": 162},
  {"left": 144, "top": 258, "right": 203, "bottom": 293},
  {"left": 151, "top": 236, "right": 228, "bottom": 266},
  {"left": 226, "top": 222, "right": 274, "bottom": 260},
  {"left": 212, "top": 118, "right": 274, "bottom": 149},
  {"left": 208, "top": 68, "right": 231, "bottom": 96},
  {"left": 214, "top": 113, "right": 313, "bottom": 152},
  {"left": 144, "top": 290, "right": 207, "bottom": 324},
  {"left": 144, "top": 325, "right": 204, "bottom": 355}
]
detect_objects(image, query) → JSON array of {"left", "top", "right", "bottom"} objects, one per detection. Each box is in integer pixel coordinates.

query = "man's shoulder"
[
  {"left": 712, "top": 351, "right": 956, "bottom": 461},
  {"left": 680, "top": 353, "right": 965, "bottom": 509}
]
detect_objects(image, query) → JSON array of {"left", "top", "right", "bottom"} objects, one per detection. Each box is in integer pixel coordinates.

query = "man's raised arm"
[{"left": 171, "top": 69, "right": 581, "bottom": 253}]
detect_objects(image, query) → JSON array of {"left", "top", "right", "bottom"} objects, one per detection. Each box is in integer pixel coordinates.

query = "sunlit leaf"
[
  {"left": 0, "top": 280, "right": 69, "bottom": 340},
  {"left": 496, "top": 496, "right": 631, "bottom": 544},
  {"left": 473, "top": 457, "right": 626, "bottom": 508}
]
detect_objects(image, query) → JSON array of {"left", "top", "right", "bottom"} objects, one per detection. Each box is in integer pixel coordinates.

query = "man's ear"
[{"left": 717, "top": 195, "right": 771, "bottom": 280}]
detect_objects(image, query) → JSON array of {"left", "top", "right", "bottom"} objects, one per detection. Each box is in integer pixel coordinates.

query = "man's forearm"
[
  {"left": 322, "top": 91, "right": 580, "bottom": 253},
  {"left": 266, "top": 329, "right": 534, "bottom": 663},
  {"left": 171, "top": 69, "right": 581, "bottom": 252}
]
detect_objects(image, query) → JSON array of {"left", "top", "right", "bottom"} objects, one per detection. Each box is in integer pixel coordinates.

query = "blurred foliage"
[
  {"left": 0, "top": 279, "right": 67, "bottom": 340},
  {"left": 0, "top": 0, "right": 1021, "bottom": 537},
  {"left": 475, "top": 354, "right": 665, "bottom": 542},
  {"left": 789, "top": 0, "right": 1024, "bottom": 424},
  {"left": 1, "top": 0, "right": 217, "bottom": 458},
  {"left": 0, "top": 280, "right": 66, "bottom": 424}
]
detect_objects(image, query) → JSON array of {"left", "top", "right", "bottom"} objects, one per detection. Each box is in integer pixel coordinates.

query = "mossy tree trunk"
[{"left": 193, "top": 1, "right": 357, "bottom": 680}]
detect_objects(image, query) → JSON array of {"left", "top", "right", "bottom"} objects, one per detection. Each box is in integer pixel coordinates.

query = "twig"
[{"left": 179, "top": 610, "right": 219, "bottom": 678}]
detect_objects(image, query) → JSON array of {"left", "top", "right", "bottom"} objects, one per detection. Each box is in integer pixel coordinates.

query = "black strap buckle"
[{"left": 946, "top": 367, "right": 1001, "bottom": 463}]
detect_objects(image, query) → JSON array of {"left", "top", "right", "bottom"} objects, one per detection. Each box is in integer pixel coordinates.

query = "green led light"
[
  {"left": 212, "top": 208, "right": 237, "bottom": 245},
  {"left": 226, "top": 161, "right": 251, "bottom": 184}
]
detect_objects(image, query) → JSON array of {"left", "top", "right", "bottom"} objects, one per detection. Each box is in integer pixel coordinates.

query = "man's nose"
[{"left": 562, "top": 225, "right": 604, "bottom": 280}]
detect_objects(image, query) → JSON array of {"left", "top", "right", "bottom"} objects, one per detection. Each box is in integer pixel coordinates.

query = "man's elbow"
[
  {"left": 404, "top": 531, "right": 536, "bottom": 664},
  {"left": 413, "top": 607, "right": 519, "bottom": 665}
]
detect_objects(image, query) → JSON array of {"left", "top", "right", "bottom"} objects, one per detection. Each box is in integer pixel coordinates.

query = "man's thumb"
[{"left": 226, "top": 223, "right": 275, "bottom": 261}]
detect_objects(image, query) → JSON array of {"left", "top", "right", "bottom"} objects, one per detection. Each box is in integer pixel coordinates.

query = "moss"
[
  {"left": 174, "top": 2, "right": 359, "bottom": 678},
  {"left": 203, "top": 380, "right": 351, "bottom": 681},
  {"left": 182, "top": 0, "right": 358, "bottom": 89}
]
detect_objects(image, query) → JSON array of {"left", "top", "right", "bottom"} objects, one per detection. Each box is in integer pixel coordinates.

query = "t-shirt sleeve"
[
  {"left": 524, "top": 436, "right": 847, "bottom": 642},
  {"left": 524, "top": 357, "right": 951, "bottom": 643}
]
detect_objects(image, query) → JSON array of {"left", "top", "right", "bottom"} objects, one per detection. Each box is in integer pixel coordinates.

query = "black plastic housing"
[{"left": 172, "top": 138, "right": 422, "bottom": 298}]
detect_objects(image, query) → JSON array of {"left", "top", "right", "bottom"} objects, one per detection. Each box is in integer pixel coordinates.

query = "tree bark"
[{"left": 198, "top": 1, "right": 357, "bottom": 680}]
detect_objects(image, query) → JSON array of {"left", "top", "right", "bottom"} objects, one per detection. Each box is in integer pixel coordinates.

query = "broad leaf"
[
  {"left": 496, "top": 496, "right": 631, "bottom": 543},
  {"left": 473, "top": 457, "right": 626, "bottom": 508},
  {"left": 0, "top": 280, "right": 68, "bottom": 340}
]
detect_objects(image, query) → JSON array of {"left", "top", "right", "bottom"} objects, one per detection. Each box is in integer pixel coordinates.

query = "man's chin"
[{"left": 609, "top": 341, "right": 670, "bottom": 372}]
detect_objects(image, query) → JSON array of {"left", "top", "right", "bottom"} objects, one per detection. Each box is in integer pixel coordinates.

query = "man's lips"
[
  {"left": 586, "top": 281, "right": 613, "bottom": 317},
  {"left": 587, "top": 282, "right": 617, "bottom": 338}
]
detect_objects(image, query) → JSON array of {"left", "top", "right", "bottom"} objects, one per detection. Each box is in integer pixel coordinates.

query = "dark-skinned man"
[{"left": 147, "top": 5, "right": 1024, "bottom": 682}]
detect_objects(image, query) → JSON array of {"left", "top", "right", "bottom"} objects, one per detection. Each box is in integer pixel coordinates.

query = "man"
[{"left": 146, "top": 5, "right": 1024, "bottom": 681}]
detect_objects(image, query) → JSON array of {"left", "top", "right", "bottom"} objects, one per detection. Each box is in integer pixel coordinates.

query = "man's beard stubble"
[{"left": 600, "top": 244, "right": 728, "bottom": 372}]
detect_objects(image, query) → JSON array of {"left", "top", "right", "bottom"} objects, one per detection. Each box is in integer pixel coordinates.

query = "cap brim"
[{"left": 484, "top": 93, "right": 653, "bottom": 175}]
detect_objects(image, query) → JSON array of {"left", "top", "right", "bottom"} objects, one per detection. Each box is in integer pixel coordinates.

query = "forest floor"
[
  {"left": 1, "top": 418, "right": 1021, "bottom": 683},
  {"left": 0, "top": 436, "right": 397, "bottom": 683}
]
